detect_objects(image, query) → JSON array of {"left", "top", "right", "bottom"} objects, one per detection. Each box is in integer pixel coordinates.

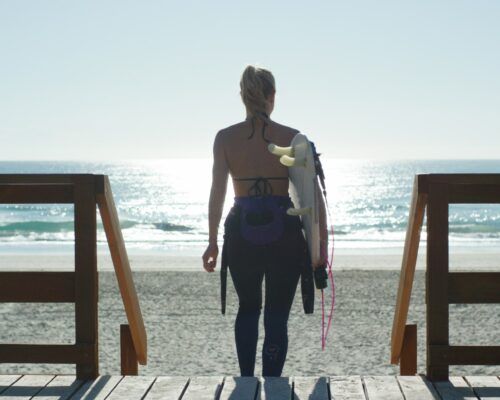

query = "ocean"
[{"left": 1, "top": 160, "right": 500, "bottom": 256}]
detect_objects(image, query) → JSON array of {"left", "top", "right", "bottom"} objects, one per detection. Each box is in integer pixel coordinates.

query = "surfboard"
[{"left": 268, "top": 133, "right": 321, "bottom": 267}]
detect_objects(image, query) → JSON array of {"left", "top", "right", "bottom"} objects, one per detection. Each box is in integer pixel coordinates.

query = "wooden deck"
[{"left": 0, "top": 375, "right": 499, "bottom": 399}]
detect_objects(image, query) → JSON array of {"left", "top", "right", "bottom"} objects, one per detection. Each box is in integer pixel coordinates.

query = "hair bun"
[{"left": 240, "top": 65, "right": 275, "bottom": 119}]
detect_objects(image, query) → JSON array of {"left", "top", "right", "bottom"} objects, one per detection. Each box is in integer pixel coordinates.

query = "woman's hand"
[{"left": 202, "top": 242, "right": 219, "bottom": 272}]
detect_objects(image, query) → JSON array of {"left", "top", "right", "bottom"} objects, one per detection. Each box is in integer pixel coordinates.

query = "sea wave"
[
  {"left": 449, "top": 222, "right": 500, "bottom": 235},
  {"left": 152, "top": 222, "right": 192, "bottom": 232},
  {"left": 0, "top": 221, "right": 75, "bottom": 235},
  {"left": 0, "top": 219, "right": 193, "bottom": 237}
]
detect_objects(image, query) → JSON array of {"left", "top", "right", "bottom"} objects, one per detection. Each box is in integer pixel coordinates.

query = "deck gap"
[
  {"left": 463, "top": 376, "right": 491, "bottom": 400},
  {"left": 178, "top": 377, "right": 191, "bottom": 399},
  {"left": 103, "top": 375, "right": 125, "bottom": 400},
  {"left": 326, "top": 377, "right": 332, "bottom": 400},
  {"left": 361, "top": 376, "right": 369, "bottom": 399},
  {"left": 140, "top": 376, "right": 158, "bottom": 400},
  {"left": 32, "top": 374, "right": 57, "bottom": 398},
  {"left": 178, "top": 377, "right": 190, "bottom": 400},
  {"left": 394, "top": 375, "right": 407, "bottom": 400},
  {"left": 0, "top": 375, "right": 23, "bottom": 395},
  {"left": 214, "top": 376, "right": 225, "bottom": 400},
  {"left": 253, "top": 377, "right": 260, "bottom": 400}
]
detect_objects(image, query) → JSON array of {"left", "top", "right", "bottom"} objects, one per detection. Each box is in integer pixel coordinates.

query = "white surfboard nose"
[
  {"left": 286, "top": 207, "right": 312, "bottom": 216},
  {"left": 268, "top": 143, "right": 293, "bottom": 157},
  {"left": 280, "top": 155, "right": 306, "bottom": 167}
]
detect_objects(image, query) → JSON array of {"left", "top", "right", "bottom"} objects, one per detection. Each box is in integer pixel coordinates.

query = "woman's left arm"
[{"left": 202, "top": 130, "right": 229, "bottom": 272}]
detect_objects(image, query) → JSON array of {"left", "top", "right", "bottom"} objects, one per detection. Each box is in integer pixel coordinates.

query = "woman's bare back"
[{"left": 220, "top": 119, "right": 299, "bottom": 197}]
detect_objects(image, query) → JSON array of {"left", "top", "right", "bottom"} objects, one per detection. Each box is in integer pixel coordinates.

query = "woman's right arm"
[{"left": 202, "top": 130, "right": 229, "bottom": 272}]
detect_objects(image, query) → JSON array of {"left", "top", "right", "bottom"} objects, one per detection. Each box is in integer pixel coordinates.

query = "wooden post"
[
  {"left": 390, "top": 176, "right": 426, "bottom": 364},
  {"left": 400, "top": 324, "right": 417, "bottom": 375},
  {"left": 74, "top": 179, "right": 99, "bottom": 380},
  {"left": 97, "top": 176, "right": 147, "bottom": 365},
  {"left": 426, "top": 183, "right": 449, "bottom": 381},
  {"left": 121, "top": 324, "right": 138, "bottom": 375}
]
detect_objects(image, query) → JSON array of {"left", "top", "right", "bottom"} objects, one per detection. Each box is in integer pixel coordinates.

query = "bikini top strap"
[
  {"left": 233, "top": 176, "right": 288, "bottom": 196},
  {"left": 233, "top": 176, "right": 288, "bottom": 181}
]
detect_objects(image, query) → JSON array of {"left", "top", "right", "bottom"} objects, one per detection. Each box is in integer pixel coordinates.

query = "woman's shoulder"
[
  {"left": 268, "top": 120, "right": 300, "bottom": 145},
  {"left": 270, "top": 120, "right": 300, "bottom": 135},
  {"left": 215, "top": 119, "right": 300, "bottom": 145},
  {"left": 214, "top": 121, "right": 247, "bottom": 141}
]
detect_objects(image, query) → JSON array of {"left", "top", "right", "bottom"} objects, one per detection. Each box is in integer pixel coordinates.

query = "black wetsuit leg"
[
  {"left": 227, "top": 243, "right": 266, "bottom": 376},
  {"left": 225, "top": 207, "right": 306, "bottom": 377},
  {"left": 261, "top": 225, "right": 303, "bottom": 376}
]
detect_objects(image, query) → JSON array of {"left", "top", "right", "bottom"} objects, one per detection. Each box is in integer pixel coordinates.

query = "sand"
[{"left": 0, "top": 253, "right": 499, "bottom": 377}]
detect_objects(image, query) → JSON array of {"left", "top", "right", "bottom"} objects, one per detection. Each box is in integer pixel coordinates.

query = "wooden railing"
[
  {"left": 391, "top": 174, "right": 500, "bottom": 380},
  {"left": 0, "top": 174, "right": 147, "bottom": 379}
]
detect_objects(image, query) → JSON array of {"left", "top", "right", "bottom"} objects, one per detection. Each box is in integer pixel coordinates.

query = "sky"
[{"left": 1, "top": 0, "right": 499, "bottom": 160}]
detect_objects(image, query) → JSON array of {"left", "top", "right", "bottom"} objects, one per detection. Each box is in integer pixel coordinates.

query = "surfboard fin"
[
  {"left": 287, "top": 207, "right": 312, "bottom": 216},
  {"left": 268, "top": 143, "right": 293, "bottom": 157},
  {"left": 280, "top": 155, "right": 306, "bottom": 167}
]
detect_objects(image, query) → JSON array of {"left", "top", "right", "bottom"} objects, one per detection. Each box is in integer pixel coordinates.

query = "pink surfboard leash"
[
  {"left": 321, "top": 185, "right": 335, "bottom": 350},
  {"left": 310, "top": 141, "right": 335, "bottom": 350}
]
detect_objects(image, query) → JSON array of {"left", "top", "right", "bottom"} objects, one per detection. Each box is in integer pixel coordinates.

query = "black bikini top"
[{"left": 233, "top": 176, "right": 288, "bottom": 196}]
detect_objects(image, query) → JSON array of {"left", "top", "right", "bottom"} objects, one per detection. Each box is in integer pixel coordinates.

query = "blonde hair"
[{"left": 240, "top": 65, "right": 276, "bottom": 120}]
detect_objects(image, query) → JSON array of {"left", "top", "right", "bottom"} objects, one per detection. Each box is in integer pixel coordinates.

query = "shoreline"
[{"left": 1, "top": 251, "right": 499, "bottom": 271}]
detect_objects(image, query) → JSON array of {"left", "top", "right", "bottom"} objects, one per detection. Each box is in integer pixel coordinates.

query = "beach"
[
  {"left": 1, "top": 160, "right": 499, "bottom": 376},
  {"left": 0, "top": 253, "right": 498, "bottom": 377}
]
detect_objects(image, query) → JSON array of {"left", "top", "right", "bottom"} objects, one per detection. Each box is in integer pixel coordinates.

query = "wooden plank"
[
  {"left": 0, "top": 272, "right": 75, "bottom": 302},
  {"left": 105, "top": 375, "right": 155, "bottom": 400},
  {"left": 74, "top": 181, "right": 98, "bottom": 380},
  {"left": 465, "top": 376, "right": 500, "bottom": 400},
  {"left": 0, "top": 375, "right": 55, "bottom": 399},
  {"left": 448, "top": 184, "right": 500, "bottom": 204},
  {"left": 96, "top": 176, "right": 147, "bottom": 365},
  {"left": 433, "top": 376, "right": 478, "bottom": 400},
  {"left": 426, "top": 182, "right": 450, "bottom": 381},
  {"left": 397, "top": 375, "right": 440, "bottom": 400},
  {"left": 292, "top": 376, "right": 328, "bottom": 400},
  {"left": 0, "top": 174, "right": 97, "bottom": 185},
  {"left": 448, "top": 272, "right": 500, "bottom": 303},
  {"left": 429, "top": 346, "right": 500, "bottom": 365},
  {"left": 329, "top": 376, "right": 365, "bottom": 400},
  {"left": 363, "top": 376, "right": 404, "bottom": 400},
  {"left": 144, "top": 376, "right": 189, "bottom": 400},
  {"left": 390, "top": 177, "right": 426, "bottom": 364},
  {"left": 71, "top": 375, "right": 123, "bottom": 400},
  {"left": 0, "top": 375, "right": 21, "bottom": 395},
  {"left": 258, "top": 377, "right": 292, "bottom": 400},
  {"left": 32, "top": 375, "right": 84, "bottom": 400},
  {"left": 0, "top": 344, "right": 94, "bottom": 363},
  {"left": 219, "top": 377, "right": 258, "bottom": 400},
  {"left": 418, "top": 174, "right": 500, "bottom": 192},
  {"left": 181, "top": 376, "right": 224, "bottom": 400},
  {"left": 0, "top": 184, "right": 73, "bottom": 203}
]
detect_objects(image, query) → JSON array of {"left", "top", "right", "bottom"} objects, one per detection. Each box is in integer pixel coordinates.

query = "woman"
[{"left": 202, "top": 65, "right": 328, "bottom": 377}]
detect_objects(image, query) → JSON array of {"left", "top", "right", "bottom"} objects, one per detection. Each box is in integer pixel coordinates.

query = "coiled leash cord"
[{"left": 311, "top": 142, "right": 336, "bottom": 351}]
